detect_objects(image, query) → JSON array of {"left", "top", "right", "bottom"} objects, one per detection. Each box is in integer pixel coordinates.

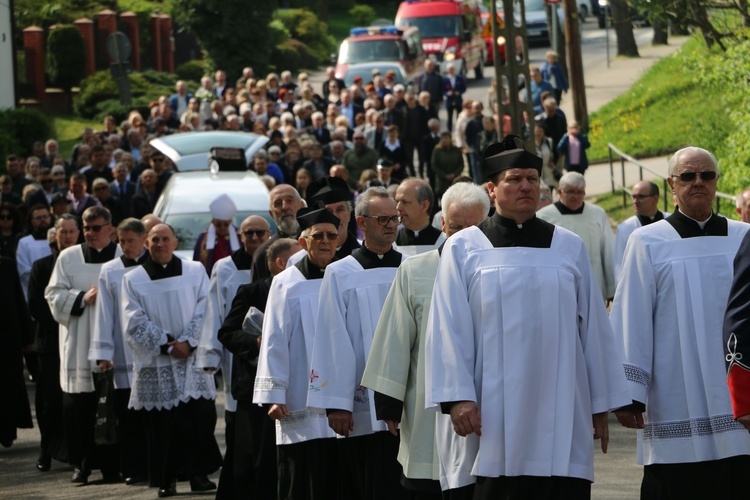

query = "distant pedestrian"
[
  {"left": 557, "top": 121, "right": 590, "bottom": 175},
  {"left": 541, "top": 51, "right": 568, "bottom": 104}
]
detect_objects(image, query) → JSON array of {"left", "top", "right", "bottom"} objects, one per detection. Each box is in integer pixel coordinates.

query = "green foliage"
[
  {"left": 268, "top": 19, "right": 292, "bottom": 47},
  {"left": 273, "top": 9, "right": 336, "bottom": 64},
  {"left": 173, "top": 0, "right": 273, "bottom": 79},
  {"left": 587, "top": 37, "right": 729, "bottom": 164},
  {"left": 272, "top": 40, "right": 319, "bottom": 73},
  {"left": 176, "top": 60, "right": 206, "bottom": 82},
  {"left": 0, "top": 108, "right": 53, "bottom": 160},
  {"left": 349, "top": 5, "right": 377, "bottom": 26},
  {"left": 46, "top": 25, "right": 86, "bottom": 92}
]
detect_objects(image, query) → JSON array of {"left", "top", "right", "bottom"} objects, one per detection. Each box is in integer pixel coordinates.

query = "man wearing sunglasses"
[
  {"left": 196, "top": 215, "right": 269, "bottom": 498},
  {"left": 45, "top": 206, "right": 122, "bottom": 485},
  {"left": 612, "top": 147, "right": 750, "bottom": 498},
  {"left": 254, "top": 206, "right": 341, "bottom": 499},
  {"left": 308, "top": 187, "right": 407, "bottom": 498},
  {"left": 614, "top": 180, "right": 670, "bottom": 282}
]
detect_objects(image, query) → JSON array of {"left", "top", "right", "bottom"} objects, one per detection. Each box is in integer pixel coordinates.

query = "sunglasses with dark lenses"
[
  {"left": 672, "top": 171, "right": 717, "bottom": 182},
  {"left": 83, "top": 223, "right": 110, "bottom": 232},
  {"left": 308, "top": 231, "right": 339, "bottom": 241},
  {"left": 631, "top": 194, "right": 656, "bottom": 200},
  {"left": 362, "top": 215, "right": 401, "bottom": 226},
  {"left": 242, "top": 229, "right": 269, "bottom": 238}
]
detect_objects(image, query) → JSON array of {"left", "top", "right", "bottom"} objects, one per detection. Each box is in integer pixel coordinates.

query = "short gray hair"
[
  {"left": 440, "top": 182, "right": 490, "bottom": 217},
  {"left": 559, "top": 172, "right": 586, "bottom": 190},
  {"left": 117, "top": 217, "right": 146, "bottom": 235},
  {"left": 355, "top": 187, "right": 390, "bottom": 217},
  {"left": 668, "top": 146, "right": 719, "bottom": 176},
  {"left": 267, "top": 237, "right": 298, "bottom": 270},
  {"left": 403, "top": 178, "right": 434, "bottom": 211}
]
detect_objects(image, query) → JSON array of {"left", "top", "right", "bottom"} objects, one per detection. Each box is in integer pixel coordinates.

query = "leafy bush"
[
  {"left": 46, "top": 25, "right": 86, "bottom": 93},
  {"left": 349, "top": 5, "right": 376, "bottom": 27},
  {"left": 273, "top": 9, "right": 336, "bottom": 65},
  {"left": 0, "top": 108, "right": 53, "bottom": 160},
  {"left": 268, "top": 19, "right": 292, "bottom": 47},
  {"left": 176, "top": 60, "right": 206, "bottom": 82},
  {"left": 272, "top": 44, "right": 301, "bottom": 74},
  {"left": 275, "top": 39, "right": 319, "bottom": 72}
]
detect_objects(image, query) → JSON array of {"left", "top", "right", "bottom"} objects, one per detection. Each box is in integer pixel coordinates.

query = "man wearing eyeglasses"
[
  {"left": 196, "top": 214, "right": 269, "bottom": 498},
  {"left": 308, "top": 187, "right": 408, "bottom": 499},
  {"left": 537, "top": 171, "right": 616, "bottom": 302},
  {"left": 254, "top": 206, "right": 341, "bottom": 499},
  {"left": 426, "top": 136, "right": 630, "bottom": 499},
  {"left": 611, "top": 147, "right": 750, "bottom": 498},
  {"left": 614, "top": 180, "right": 670, "bottom": 282},
  {"left": 45, "top": 206, "right": 123, "bottom": 485}
]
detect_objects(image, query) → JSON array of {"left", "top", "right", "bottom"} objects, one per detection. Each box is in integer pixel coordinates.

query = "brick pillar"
[
  {"left": 159, "top": 15, "right": 174, "bottom": 73},
  {"left": 74, "top": 18, "right": 96, "bottom": 76},
  {"left": 150, "top": 15, "right": 162, "bottom": 71},
  {"left": 119, "top": 12, "right": 141, "bottom": 70},
  {"left": 97, "top": 9, "right": 117, "bottom": 68},
  {"left": 23, "top": 26, "right": 45, "bottom": 101}
]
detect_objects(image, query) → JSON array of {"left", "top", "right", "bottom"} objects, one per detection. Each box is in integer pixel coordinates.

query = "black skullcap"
[
  {"left": 377, "top": 158, "right": 393, "bottom": 169},
  {"left": 483, "top": 134, "right": 542, "bottom": 179},
  {"left": 296, "top": 202, "right": 341, "bottom": 232},
  {"left": 51, "top": 192, "right": 69, "bottom": 204},
  {"left": 306, "top": 176, "right": 352, "bottom": 206}
]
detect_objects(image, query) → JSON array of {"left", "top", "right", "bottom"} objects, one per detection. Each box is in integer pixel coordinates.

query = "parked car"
[
  {"left": 149, "top": 131, "right": 269, "bottom": 172},
  {"left": 341, "top": 61, "right": 412, "bottom": 88},
  {"left": 153, "top": 170, "right": 275, "bottom": 260},
  {"left": 335, "top": 25, "right": 425, "bottom": 83}
]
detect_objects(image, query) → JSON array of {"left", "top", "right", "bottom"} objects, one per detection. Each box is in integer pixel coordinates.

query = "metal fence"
[{"left": 606, "top": 143, "right": 735, "bottom": 214}]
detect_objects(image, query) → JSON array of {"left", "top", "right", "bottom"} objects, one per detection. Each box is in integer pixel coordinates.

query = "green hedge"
[
  {"left": 176, "top": 60, "right": 206, "bottom": 82},
  {"left": 0, "top": 108, "right": 53, "bottom": 164}
]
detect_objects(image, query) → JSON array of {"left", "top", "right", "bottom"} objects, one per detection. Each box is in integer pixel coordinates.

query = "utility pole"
[{"left": 562, "top": 0, "right": 589, "bottom": 131}]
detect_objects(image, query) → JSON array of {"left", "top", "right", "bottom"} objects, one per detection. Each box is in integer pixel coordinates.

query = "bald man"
[{"left": 735, "top": 188, "right": 750, "bottom": 223}]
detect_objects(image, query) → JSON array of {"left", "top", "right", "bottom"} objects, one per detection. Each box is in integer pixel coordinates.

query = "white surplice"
[
  {"left": 196, "top": 255, "right": 250, "bottom": 413},
  {"left": 427, "top": 225, "right": 631, "bottom": 482},
  {"left": 610, "top": 219, "right": 750, "bottom": 465},
  {"left": 253, "top": 265, "right": 333, "bottom": 444},
  {"left": 307, "top": 255, "right": 404, "bottom": 437},
  {"left": 614, "top": 213, "right": 669, "bottom": 283},
  {"left": 362, "top": 250, "right": 477, "bottom": 489},
  {"left": 121, "top": 260, "right": 216, "bottom": 410},
  {"left": 18, "top": 235, "right": 51, "bottom": 301},
  {"left": 537, "top": 202, "right": 616, "bottom": 300},
  {"left": 88, "top": 258, "right": 137, "bottom": 389},
  {"left": 45, "top": 244, "right": 122, "bottom": 393}
]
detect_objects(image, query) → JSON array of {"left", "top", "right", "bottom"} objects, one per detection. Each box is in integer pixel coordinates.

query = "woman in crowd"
[
  {"left": 294, "top": 167, "right": 312, "bottom": 199},
  {"left": 535, "top": 123, "right": 558, "bottom": 191},
  {"left": 0, "top": 203, "right": 23, "bottom": 260}
]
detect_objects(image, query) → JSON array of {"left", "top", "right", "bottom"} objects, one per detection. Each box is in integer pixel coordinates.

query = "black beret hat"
[{"left": 483, "top": 134, "right": 542, "bottom": 179}]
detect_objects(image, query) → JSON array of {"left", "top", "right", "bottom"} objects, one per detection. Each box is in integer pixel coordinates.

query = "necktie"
[{"left": 120, "top": 184, "right": 125, "bottom": 199}]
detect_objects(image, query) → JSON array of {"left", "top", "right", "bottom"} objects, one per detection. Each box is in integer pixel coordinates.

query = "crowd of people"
[{"left": 2, "top": 60, "right": 750, "bottom": 500}]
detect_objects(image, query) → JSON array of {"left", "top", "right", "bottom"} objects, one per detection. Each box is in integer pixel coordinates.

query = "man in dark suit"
[
  {"left": 27, "top": 169, "right": 61, "bottom": 209},
  {"left": 306, "top": 112, "right": 331, "bottom": 146},
  {"left": 420, "top": 118, "right": 441, "bottom": 188},
  {"left": 68, "top": 173, "right": 100, "bottom": 218},
  {"left": 109, "top": 163, "right": 137, "bottom": 219},
  {"left": 322, "top": 66, "right": 346, "bottom": 100},
  {"left": 130, "top": 169, "right": 159, "bottom": 219},
  {"left": 443, "top": 62, "right": 467, "bottom": 132}
]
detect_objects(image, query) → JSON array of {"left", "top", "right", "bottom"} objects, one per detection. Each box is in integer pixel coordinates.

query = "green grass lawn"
[
  {"left": 587, "top": 37, "right": 729, "bottom": 164},
  {"left": 53, "top": 115, "right": 101, "bottom": 159}
]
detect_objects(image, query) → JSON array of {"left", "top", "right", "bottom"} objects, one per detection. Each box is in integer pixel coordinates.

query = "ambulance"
[{"left": 395, "top": 0, "right": 486, "bottom": 78}]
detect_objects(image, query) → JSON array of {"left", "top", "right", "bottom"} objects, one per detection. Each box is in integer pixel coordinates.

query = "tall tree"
[
  {"left": 172, "top": 0, "right": 273, "bottom": 80},
  {"left": 610, "top": 0, "right": 639, "bottom": 57}
]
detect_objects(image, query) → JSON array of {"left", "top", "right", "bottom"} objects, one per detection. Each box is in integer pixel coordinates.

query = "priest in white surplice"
[
  {"left": 362, "top": 183, "right": 489, "bottom": 500},
  {"left": 17, "top": 204, "right": 53, "bottom": 300},
  {"left": 121, "top": 223, "right": 222, "bottom": 497},
  {"left": 307, "top": 187, "right": 409, "bottom": 499},
  {"left": 45, "top": 206, "right": 122, "bottom": 484},
  {"left": 88, "top": 218, "right": 149, "bottom": 485},
  {"left": 196, "top": 214, "right": 269, "bottom": 498},
  {"left": 611, "top": 147, "right": 750, "bottom": 499},
  {"left": 254, "top": 205, "right": 340, "bottom": 499},
  {"left": 427, "top": 136, "right": 631, "bottom": 499},
  {"left": 614, "top": 180, "right": 668, "bottom": 283},
  {"left": 537, "top": 171, "right": 616, "bottom": 301}
]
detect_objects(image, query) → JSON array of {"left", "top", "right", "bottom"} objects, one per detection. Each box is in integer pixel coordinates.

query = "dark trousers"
[
  {"left": 403, "top": 141, "right": 418, "bottom": 178},
  {"left": 36, "top": 353, "right": 67, "bottom": 462},
  {"left": 443, "top": 484, "right": 474, "bottom": 500},
  {"left": 145, "top": 397, "right": 222, "bottom": 488},
  {"left": 401, "top": 475, "right": 442, "bottom": 500},
  {"left": 234, "top": 400, "right": 278, "bottom": 499},
  {"left": 113, "top": 389, "right": 147, "bottom": 479},
  {"left": 445, "top": 100, "right": 462, "bottom": 132},
  {"left": 63, "top": 391, "right": 119, "bottom": 474},
  {"left": 473, "top": 475, "right": 591, "bottom": 500},
  {"left": 277, "top": 438, "right": 338, "bottom": 500},
  {"left": 216, "top": 410, "right": 236, "bottom": 499},
  {"left": 337, "top": 431, "right": 409, "bottom": 500},
  {"left": 641, "top": 455, "right": 750, "bottom": 500}
]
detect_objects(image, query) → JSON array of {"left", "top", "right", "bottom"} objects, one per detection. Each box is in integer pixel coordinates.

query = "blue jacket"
[
  {"left": 557, "top": 133, "right": 590, "bottom": 172},
  {"left": 541, "top": 61, "right": 569, "bottom": 91},
  {"left": 443, "top": 74, "right": 467, "bottom": 105},
  {"left": 168, "top": 92, "right": 194, "bottom": 115}
]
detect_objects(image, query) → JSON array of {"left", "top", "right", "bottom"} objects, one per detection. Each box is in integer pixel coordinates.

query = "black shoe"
[
  {"left": 189, "top": 475, "right": 216, "bottom": 492},
  {"left": 102, "top": 472, "right": 123, "bottom": 484},
  {"left": 125, "top": 475, "right": 148, "bottom": 485},
  {"left": 157, "top": 481, "right": 177, "bottom": 498},
  {"left": 36, "top": 455, "right": 51, "bottom": 472},
  {"left": 71, "top": 467, "right": 90, "bottom": 484}
]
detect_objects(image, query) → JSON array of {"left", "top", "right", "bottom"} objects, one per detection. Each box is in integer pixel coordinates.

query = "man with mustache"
[{"left": 251, "top": 185, "right": 303, "bottom": 282}]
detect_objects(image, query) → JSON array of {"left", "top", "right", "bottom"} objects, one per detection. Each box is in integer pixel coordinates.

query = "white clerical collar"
[{"left": 678, "top": 208, "right": 711, "bottom": 229}]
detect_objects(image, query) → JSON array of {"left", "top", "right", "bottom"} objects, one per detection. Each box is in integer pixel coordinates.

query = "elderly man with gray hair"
[{"left": 537, "top": 171, "right": 616, "bottom": 301}]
